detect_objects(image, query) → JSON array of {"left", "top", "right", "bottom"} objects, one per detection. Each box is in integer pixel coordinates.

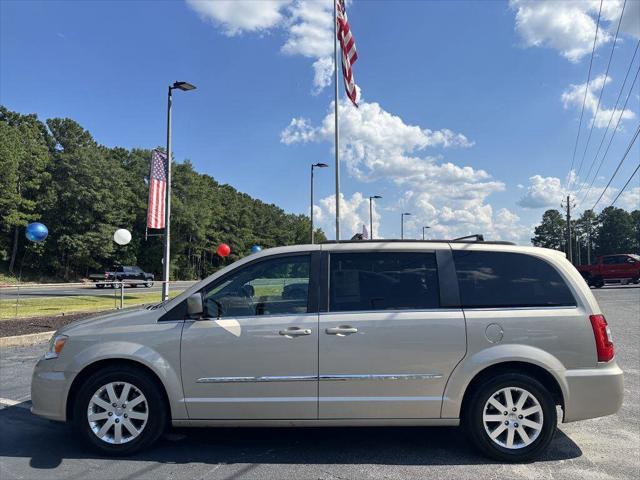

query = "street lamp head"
[
  {"left": 371, "top": 195, "right": 382, "bottom": 199},
  {"left": 403, "top": 212, "right": 412, "bottom": 216},
  {"left": 172, "top": 81, "right": 197, "bottom": 91},
  {"left": 314, "top": 162, "right": 329, "bottom": 168}
]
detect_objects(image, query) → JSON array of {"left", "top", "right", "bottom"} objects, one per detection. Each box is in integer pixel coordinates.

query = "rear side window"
[
  {"left": 329, "top": 252, "right": 439, "bottom": 312},
  {"left": 453, "top": 251, "right": 576, "bottom": 308}
]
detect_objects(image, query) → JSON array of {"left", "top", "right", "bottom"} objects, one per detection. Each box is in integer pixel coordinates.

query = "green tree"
[
  {"left": 575, "top": 209, "right": 599, "bottom": 264},
  {"left": 531, "top": 209, "right": 566, "bottom": 250},
  {"left": 0, "top": 106, "right": 325, "bottom": 280},
  {"left": 631, "top": 210, "right": 640, "bottom": 253},
  {"left": 0, "top": 107, "right": 51, "bottom": 272},
  {"left": 595, "top": 207, "right": 635, "bottom": 256}
]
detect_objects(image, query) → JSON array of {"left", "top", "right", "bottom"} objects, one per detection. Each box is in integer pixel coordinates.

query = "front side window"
[
  {"left": 202, "top": 255, "right": 310, "bottom": 318},
  {"left": 329, "top": 252, "right": 440, "bottom": 312},
  {"left": 453, "top": 251, "right": 576, "bottom": 308},
  {"left": 602, "top": 256, "right": 618, "bottom": 265}
]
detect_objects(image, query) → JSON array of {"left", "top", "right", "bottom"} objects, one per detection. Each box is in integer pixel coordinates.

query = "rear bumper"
[{"left": 563, "top": 362, "right": 624, "bottom": 422}]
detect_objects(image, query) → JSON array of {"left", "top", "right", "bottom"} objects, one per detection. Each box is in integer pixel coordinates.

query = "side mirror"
[{"left": 186, "top": 293, "right": 204, "bottom": 319}]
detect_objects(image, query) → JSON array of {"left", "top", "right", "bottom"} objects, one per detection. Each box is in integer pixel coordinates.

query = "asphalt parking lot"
[{"left": 0, "top": 286, "right": 638, "bottom": 479}]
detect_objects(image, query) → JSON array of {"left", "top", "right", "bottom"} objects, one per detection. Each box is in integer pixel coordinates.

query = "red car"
[{"left": 576, "top": 254, "right": 640, "bottom": 288}]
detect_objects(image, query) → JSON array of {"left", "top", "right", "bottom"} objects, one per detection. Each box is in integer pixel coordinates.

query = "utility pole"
[{"left": 561, "top": 195, "right": 576, "bottom": 264}]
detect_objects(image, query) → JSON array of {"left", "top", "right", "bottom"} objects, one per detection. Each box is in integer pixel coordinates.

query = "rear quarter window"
[{"left": 453, "top": 251, "right": 576, "bottom": 308}]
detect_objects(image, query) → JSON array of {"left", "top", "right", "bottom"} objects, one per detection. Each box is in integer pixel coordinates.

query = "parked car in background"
[
  {"left": 89, "top": 266, "right": 154, "bottom": 288},
  {"left": 33, "top": 240, "right": 622, "bottom": 462},
  {"left": 576, "top": 254, "right": 640, "bottom": 288}
]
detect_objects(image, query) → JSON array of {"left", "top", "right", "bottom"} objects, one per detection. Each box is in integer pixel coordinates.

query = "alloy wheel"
[
  {"left": 482, "top": 387, "right": 543, "bottom": 449},
  {"left": 87, "top": 381, "right": 149, "bottom": 445}
]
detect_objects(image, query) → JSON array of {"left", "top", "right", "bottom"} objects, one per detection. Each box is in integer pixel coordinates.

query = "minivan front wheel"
[
  {"left": 73, "top": 365, "right": 167, "bottom": 455},
  {"left": 464, "top": 373, "right": 557, "bottom": 462}
]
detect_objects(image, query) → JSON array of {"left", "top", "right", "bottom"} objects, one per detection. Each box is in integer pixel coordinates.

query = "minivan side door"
[
  {"left": 180, "top": 252, "right": 320, "bottom": 419},
  {"left": 318, "top": 248, "right": 466, "bottom": 419}
]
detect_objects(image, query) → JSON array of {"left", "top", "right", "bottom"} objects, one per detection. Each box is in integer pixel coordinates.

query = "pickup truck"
[
  {"left": 576, "top": 254, "right": 640, "bottom": 288},
  {"left": 89, "top": 266, "right": 154, "bottom": 288}
]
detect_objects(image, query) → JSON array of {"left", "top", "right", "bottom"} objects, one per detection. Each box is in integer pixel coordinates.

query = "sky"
[{"left": 1, "top": 0, "right": 639, "bottom": 243}]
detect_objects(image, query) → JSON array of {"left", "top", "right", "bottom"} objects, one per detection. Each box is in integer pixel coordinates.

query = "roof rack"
[{"left": 319, "top": 239, "right": 516, "bottom": 246}]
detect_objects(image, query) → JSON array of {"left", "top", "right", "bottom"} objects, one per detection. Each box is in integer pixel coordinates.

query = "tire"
[
  {"left": 463, "top": 373, "right": 557, "bottom": 463},
  {"left": 95, "top": 283, "right": 104, "bottom": 289},
  {"left": 593, "top": 277, "right": 605, "bottom": 288},
  {"left": 145, "top": 281, "right": 154, "bottom": 288},
  {"left": 72, "top": 365, "right": 167, "bottom": 456}
]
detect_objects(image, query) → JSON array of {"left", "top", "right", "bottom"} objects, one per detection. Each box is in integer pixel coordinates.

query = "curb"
[{"left": 0, "top": 331, "right": 54, "bottom": 348}]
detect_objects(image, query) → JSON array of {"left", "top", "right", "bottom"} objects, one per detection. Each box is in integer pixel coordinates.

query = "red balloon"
[{"left": 217, "top": 243, "right": 231, "bottom": 257}]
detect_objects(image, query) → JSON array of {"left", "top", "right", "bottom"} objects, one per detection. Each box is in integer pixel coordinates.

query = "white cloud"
[
  {"left": 517, "top": 174, "right": 564, "bottom": 209},
  {"left": 185, "top": 0, "right": 290, "bottom": 36},
  {"left": 617, "top": 186, "right": 640, "bottom": 211},
  {"left": 284, "top": 99, "right": 532, "bottom": 242},
  {"left": 281, "top": 99, "right": 475, "bottom": 182},
  {"left": 186, "top": 0, "right": 336, "bottom": 94},
  {"left": 315, "top": 192, "right": 381, "bottom": 239},
  {"left": 509, "top": 0, "right": 637, "bottom": 62},
  {"left": 517, "top": 172, "right": 622, "bottom": 213},
  {"left": 561, "top": 74, "right": 636, "bottom": 128}
]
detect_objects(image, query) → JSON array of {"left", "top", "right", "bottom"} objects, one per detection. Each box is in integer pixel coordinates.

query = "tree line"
[
  {"left": 532, "top": 206, "right": 640, "bottom": 264},
  {"left": 0, "top": 106, "right": 325, "bottom": 281}
]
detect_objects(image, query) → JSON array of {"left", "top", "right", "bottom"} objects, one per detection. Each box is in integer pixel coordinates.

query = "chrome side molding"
[
  {"left": 320, "top": 373, "right": 443, "bottom": 381},
  {"left": 197, "top": 375, "right": 316, "bottom": 383},
  {"left": 196, "top": 373, "right": 442, "bottom": 383}
]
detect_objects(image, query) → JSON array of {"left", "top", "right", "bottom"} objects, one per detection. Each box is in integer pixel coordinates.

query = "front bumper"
[
  {"left": 30, "top": 357, "right": 75, "bottom": 422},
  {"left": 562, "top": 362, "right": 624, "bottom": 422}
]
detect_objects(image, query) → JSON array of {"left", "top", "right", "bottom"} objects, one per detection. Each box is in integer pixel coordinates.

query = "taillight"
[{"left": 589, "top": 314, "right": 614, "bottom": 362}]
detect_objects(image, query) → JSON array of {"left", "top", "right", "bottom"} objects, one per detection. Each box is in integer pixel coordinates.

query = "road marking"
[{"left": 0, "top": 397, "right": 30, "bottom": 409}]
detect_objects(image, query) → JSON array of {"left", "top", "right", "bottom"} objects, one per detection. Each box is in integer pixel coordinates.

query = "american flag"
[
  {"left": 147, "top": 150, "right": 167, "bottom": 229},
  {"left": 336, "top": 0, "right": 358, "bottom": 106}
]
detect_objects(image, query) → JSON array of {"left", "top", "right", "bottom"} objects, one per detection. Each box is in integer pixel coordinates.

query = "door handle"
[
  {"left": 279, "top": 327, "right": 312, "bottom": 337},
  {"left": 325, "top": 326, "right": 358, "bottom": 335}
]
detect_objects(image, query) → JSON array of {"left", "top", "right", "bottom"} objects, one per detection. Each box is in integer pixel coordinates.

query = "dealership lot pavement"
[{"left": 1, "top": 286, "right": 638, "bottom": 479}]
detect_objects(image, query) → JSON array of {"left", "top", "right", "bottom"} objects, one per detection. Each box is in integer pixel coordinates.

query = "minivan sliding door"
[{"left": 318, "top": 249, "right": 466, "bottom": 419}]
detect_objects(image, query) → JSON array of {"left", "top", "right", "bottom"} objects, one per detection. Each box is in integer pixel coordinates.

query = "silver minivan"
[{"left": 31, "top": 240, "right": 623, "bottom": 462}]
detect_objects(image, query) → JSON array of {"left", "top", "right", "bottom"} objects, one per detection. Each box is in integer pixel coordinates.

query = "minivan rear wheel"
[
  {"left": 72, "top": 365, "right": 167, "bottom": 456},
  {"left": 464, "top": 373, "right": 556, "bottom": 462}
]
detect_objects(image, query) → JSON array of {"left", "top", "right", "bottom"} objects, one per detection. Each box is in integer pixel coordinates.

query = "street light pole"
[
  {"left": 401, "top": 212, "right": 411, "bottom": 240},
  {"left": 162, "top": 81, "right": 196, "bottom": 301},
  {"left": 368, "top": 195, "right": 382, "bottom": 240},
  {"left": 310, "top": 163, "right": 328, "bottom": 244},
  {"left": 422, "top": 226, "right": 430, "bottom": 240}
]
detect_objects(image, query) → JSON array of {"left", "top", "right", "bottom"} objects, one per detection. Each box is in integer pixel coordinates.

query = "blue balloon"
[
  {"left": 251, "top": 245, "right": 262, "bottom": 254},
  {"left": 25, "top": 222, "right": 48, "bottom": 242}
]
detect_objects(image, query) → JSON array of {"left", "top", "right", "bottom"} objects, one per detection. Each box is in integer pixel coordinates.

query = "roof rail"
[
  {"left": 319, "top": 239, "right": 516, "bottom": 246},
  {"left": 451, "top": 234, "right": 484, "bottom": 242}
]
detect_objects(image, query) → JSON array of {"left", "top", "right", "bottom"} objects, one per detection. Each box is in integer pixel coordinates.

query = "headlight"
[{"left": 44, "top": 334, "right": 68, "bottom": 360}]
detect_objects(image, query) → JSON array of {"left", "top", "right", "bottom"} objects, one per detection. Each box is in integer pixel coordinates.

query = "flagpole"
[
  {"left": 161, "top": 87, "right": 173, "bottom": 301},
  {"left": 334, "top": 0, "right": 341, "bottom": 242}
]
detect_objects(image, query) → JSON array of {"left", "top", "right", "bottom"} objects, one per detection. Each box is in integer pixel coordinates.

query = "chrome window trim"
[
  {"left": 319, "top": 308, "right": 462, "bottom": 315},
  {"left": 459, "top": 305, "right": 579, "bottom": 312},
  {"left": 196, "top": 373, "right": 443, "bottom": 383}
]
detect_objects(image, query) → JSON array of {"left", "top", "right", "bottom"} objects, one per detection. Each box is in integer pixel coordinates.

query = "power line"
[
  {"left": 566, "top": 0, "right": 604, "bottom": 192},
  {"left": 610, "top": 163, "right": 640, "bottom": 207},
  {"left": 574, "top": 0, "right": 627, "bottom": 183},
  {"left": 579, "top": 64, "right": 640, "bottom": 206},
  {"left": 576, "top": 40, "right": 640, "bottom": 201},
  {"left": 591, "top": 123, "right": 640, "bottom": 211}
]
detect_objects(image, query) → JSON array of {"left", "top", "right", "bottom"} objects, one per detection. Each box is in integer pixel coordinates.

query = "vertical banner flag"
[
  {"left": 147, "top": 149, "right": 167, "bottom": 229},
  {"left": 336, "top": 0, "right": 359, "bottom": 106}
]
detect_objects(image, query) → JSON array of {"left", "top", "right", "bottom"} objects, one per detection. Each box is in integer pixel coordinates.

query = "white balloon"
[{"left": 113, "top": 228, "right": 132, "bottom": 245}]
